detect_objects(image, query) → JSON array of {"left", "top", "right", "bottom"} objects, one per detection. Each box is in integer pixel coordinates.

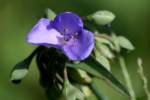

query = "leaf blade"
[{"left": 67, "top": 57, "right": 129, "bottom": 96}]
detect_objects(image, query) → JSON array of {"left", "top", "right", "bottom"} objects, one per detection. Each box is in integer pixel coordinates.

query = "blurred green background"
[{"left": 0, "top": 0, "right": 150, "bottom": 100}]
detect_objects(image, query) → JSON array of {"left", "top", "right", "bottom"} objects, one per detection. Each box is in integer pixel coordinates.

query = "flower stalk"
[{"left": 64, "top": 66, "right": 68, "bottom": 81}]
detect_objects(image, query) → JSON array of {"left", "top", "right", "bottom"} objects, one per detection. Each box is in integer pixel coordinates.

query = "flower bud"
[
  {"left": 10, "top": 58, "right": 30, "bottom": 84},
  {"left": 46, "top": 8, "right": 56, "bottom": 20},
  {"left": 89, "top": 10, "right": 115, "bottom": 25},
  {"left": 10, "top": 47, "right": 41, "bottom": 84}
]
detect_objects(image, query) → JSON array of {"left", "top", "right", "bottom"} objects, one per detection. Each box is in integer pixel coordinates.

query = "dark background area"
[{"left": 0, "top": 0, "right": 150, "bottom": 100}]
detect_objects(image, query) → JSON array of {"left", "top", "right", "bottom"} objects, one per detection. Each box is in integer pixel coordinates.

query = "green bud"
[
  {"left": 89, "top": 10, "right": 115, "bottom": 25},
  {"left": 97, "top": 43, "right": 114, "bottom": 59},
  {"left": 10, "top": 68, "right": 29, "bottom": 83},
  {"left": 117, "top": 36, "right": 135, "bottom": 51},
  {"left": 95, "top": 49, "right": 111, "bottom": 71},
  {"left": 60, "top": 80, "right": 84, "bottom": 100},
  {"left": 77, "top": 69, "right": 92, "bottom": 83},
  {"left": 10, "top": 47, "right": 41, "bottom": 84},
  {"left": 10, "top": 58, "right": 31, "bottom": 84},
  {"left": 46, "top": 8, "right": 56, "bottom": 20},
  {"left": 81, "top": 86, "right": 92, "bottom": 97}
]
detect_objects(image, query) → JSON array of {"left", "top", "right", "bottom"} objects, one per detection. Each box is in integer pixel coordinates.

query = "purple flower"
[{"left": 27, "top": 12, "right": 94, "bottom": 61}]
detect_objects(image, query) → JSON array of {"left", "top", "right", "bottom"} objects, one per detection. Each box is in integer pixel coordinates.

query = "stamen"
[
  {"left": 64, "top": 36, "right": 69, "bottom": 41},
  {"left": 74, "top": 32, "right": 78, "bottom": 36},
  {"left": 64, "top": 28, "right": 69, "bottom": 33},
  {"left": 60, "top": 32, "right": 64, "bottom": 35}
]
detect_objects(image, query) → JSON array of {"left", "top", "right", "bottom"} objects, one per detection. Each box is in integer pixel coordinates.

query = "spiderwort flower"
[{"left": 27, "top": 12, "right": 94, "bottom": 60}]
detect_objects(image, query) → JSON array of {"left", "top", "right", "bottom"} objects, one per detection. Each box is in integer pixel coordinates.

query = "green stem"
[
  {"left": 64, "top": 66, "right": 68, "bottom": 81},
  {"left": 137, "top": 58, "right": 150, "bottom": 100},
  {"left": 118, "top": 56, "right": 136, "bottom": 100}
]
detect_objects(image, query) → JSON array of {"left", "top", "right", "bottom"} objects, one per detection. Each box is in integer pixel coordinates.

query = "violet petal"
[
  {"left": 27, "top": 18, "right": 62, "bottom": 47},
  {"left": 62, "top": 29, "right": 94, "bottom": 60},
  {"left": 53, "top": 12, "right": 83, "bottom": 35}
]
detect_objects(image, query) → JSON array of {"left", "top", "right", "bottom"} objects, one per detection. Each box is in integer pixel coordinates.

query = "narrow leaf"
[{"left": 67, "top": 57, "right": 129, "bottom": 96}]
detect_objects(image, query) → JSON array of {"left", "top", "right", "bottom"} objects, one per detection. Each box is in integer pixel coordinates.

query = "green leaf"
[
  {"left": 60, "top": 80, "right": 84, "bottom": 100},
  {"left": 117, "top": 36, "right": 135, "bottom": 51},
  {"left": 67, "top": 57, "right": 129, "bottom": 96},
  {"left": 46, "top": 8, "right": 56, "bottom": 20}
]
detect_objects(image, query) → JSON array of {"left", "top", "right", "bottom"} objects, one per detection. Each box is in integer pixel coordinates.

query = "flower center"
[
  {"left": 64, "top": 28, "right": 69, "bottom": 33},
  {"left": 61, "top": 28, "right": 78, "bottom": 42}
]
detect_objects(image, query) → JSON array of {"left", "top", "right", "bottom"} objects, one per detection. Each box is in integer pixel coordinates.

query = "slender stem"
[
  {"left": 64, "top": 66, "right": 68, "bottom": 81},
  {"left": 95, "top": 33, "right": 111, "bottom": 40},
  {"left": 118, "top": 56, "right": 136, "bottom": 100},
  {"left": 56, "top": 73, "right": 63, "bottom": 84},
  {"left": 137, "top": 58, "right": 150, "bottom": 100}
]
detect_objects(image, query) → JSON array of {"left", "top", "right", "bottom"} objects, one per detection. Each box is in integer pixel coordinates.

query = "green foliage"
[
  {"left": 67, "top": 56, "right": 129, "bottom": 96},
  {"left": 9, "top": 7, "right": 139, "bottom": 100}
]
